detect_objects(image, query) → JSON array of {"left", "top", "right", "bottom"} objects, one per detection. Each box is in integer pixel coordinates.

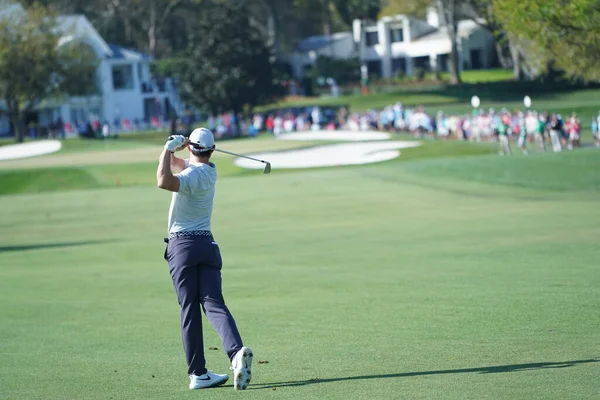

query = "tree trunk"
[
  {"left": 494, "top": 34, "right": 513, "bottom": 69},
  {"left": 448, "top": 31, "right": 462, "bottom": 84},
  {"left": 148, "top": 1, "right": 157, "bottom": 57},
  {"left": 438, "top": 0, "right": 462, "bottom": 85},
  {"left": 262, "top": 0, "right": 280, "bottom": 58},
  {"left": 508, "top": 38, "right": 522, "bottom": 81},
  {"left": 322, "top": 0, "right": 333, "bottom": 57}
]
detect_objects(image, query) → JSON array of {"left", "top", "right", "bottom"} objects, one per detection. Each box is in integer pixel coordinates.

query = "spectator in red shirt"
[{"left": 265, "top": 115, "right": 275, "bottom": 134}]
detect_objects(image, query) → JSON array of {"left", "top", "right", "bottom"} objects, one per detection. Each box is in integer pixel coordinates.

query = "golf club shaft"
[{"left": 213, "top": 148, "right": 269, "bottom": 165}]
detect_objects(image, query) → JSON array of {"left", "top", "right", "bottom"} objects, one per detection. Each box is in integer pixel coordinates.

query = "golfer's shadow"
[
  {"left": 0, "top": 240, "right": 115, "bottom": 253},
  {"left": 250, "top": 359, "right": 599, "bottom": 390}
]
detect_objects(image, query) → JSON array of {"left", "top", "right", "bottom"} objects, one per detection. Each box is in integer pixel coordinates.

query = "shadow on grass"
[
  {"left": 250, "top": 359, "right": 599, "bottom": 390},
  {"left": 0, "top": 240, "right": 115, "bottom": 253}
]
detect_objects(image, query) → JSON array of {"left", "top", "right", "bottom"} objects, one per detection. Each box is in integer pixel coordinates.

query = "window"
[
  {"left": 366, "top": 60, "right": 382, "bottom": 78},
  {"left": 390, "top": 28, "right": 404, "bottom": 43},
  {"left": 112, "top": 64, "right": 134, "bottom": 90},
  {"left": 470, "top": 49, "right": 483, "bottom": 69},
  {"left": 413, "top": 56, "right": 430, "bottom": 70},
  {"left": 365, "top": 31, "right": 379, "bottom": 46},
  {"left": 392, "top": 57, "right": 406, "bottom": 73},
  {"left": 437, "top": 54, "right": 449, "bottom": 72}
]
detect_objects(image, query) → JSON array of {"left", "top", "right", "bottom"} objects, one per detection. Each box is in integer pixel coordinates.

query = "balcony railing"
[{"left": 141, "top": 77, "right": 177, "bottom": 95}]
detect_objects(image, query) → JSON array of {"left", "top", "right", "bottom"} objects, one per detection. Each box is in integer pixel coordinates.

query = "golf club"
[
  {"left": 179, "top": 136, "right": 271, "bottom": 174},
  {"left": 214, "top": 148, "right": 271, "bottom": 174}
]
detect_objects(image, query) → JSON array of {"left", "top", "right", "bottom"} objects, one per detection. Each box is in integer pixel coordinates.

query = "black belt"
[{"left": 164, "top": 230, "right": 212, "bottom": 243}]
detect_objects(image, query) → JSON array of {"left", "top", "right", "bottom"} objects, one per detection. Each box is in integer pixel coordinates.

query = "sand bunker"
[
  {"left": 0, "top": 140, "right": 62, "bottom": 161},
  {"left": 235, "top": 130, "right": 421, "bottom": 170},
  {"left": 234, "top": 141, "right": 421, "bottom": 170},
  {"left": 277, "top": 130, "right": 391, "bottom": 141}
]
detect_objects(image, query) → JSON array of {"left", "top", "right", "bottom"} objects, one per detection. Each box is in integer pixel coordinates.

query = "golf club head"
[{"left": 263, "top": 162, "right": 271, "bottom": 174}]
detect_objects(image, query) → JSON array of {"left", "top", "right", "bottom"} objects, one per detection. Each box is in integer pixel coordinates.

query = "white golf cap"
[{"left": 188, "top": 128, "right": 215, "bottom": 151}]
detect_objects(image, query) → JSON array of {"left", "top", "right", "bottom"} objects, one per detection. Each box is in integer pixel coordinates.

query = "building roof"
[
  {"left": 413, "top": 19, "right": 484, "bottom": 43},
  {"left": 107, "top": 43, "right": 151, "bottom": 61},
  {"left": 296, "top": 32, "right": 352, "bottom": 53}
]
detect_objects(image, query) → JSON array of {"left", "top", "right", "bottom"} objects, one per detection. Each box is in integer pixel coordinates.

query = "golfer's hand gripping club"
[{"left": 164, "top": 135, "right": 187, "bottom": 152}]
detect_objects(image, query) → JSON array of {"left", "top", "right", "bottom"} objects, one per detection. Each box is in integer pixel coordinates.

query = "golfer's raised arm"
[
  {"left": 170, "top": 154, "right": 187, "bottom": 173},
  {"left": 157, "top": 136, "right": 184, "bottom": 192},
  {"left": 170, "top": 136, "right": 189, "bottom": 172}
]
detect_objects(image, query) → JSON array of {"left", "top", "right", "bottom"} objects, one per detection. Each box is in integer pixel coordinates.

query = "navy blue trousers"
[{"left": 165, "top": 235, "right": 243, "bottom": 375}]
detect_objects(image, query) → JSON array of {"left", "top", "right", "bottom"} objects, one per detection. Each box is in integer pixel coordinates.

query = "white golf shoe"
[
  {"left": 231, "top": 346, "right": 253, "bottom": 390},
  {"left": 189, "top": 371, "right": 229, "bottom": 390}
]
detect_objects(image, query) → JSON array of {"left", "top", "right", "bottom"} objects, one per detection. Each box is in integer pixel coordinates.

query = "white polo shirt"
[{"left": 167, "top": 161, "right": 217, "bottom": 234}]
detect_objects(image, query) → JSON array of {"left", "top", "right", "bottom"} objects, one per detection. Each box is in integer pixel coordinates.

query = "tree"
[
  {"left": 435, "top": 0, "right": 461, "bottom": 84},
  {"left": 295, "top": 0, "right": 333, "bottom": 38},
  {"left": 463, "top": 0, "right": 536, "bottom": 80},
  {"left": 333, "top": 0, "right": 381, "bottom": 27},
  {"left": 492, "top": 0, "right": 600, "bottom": 81},
  {"left": 378, "top": 0, "right": 425, "bottom": 17},
  {"left": 103, "top": 0, "right": 192, "bottom": 57},
  {"left": 279, "top": 0, "right": 344, "bottom": 53},
  {"left": 19, "top": 0, "right": 348, "bottom": 61},
  {"left": 178, "top": 0, "right": 284, "bottom": 122},
  {"left": 332, "top": 0, "right": 381, "bottom": 81},
  {"left": 30, "top": 0, "right": 200, "bottom": 57},
  {"left": 247, "top": 0, "right": 300, "bottom": 58},
  {"left": 0, "top": 4, "right": 96, "bottom": 142}
]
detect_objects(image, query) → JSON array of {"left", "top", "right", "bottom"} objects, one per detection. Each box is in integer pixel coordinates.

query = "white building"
[
  {"left": 280, "top": 32, "right": 355, "bottom": 79},
  {"left": 283, "top": 8, "right": 496, "bottom": 80},
  {"left": 0, "top": 2, "right": 185, "bottom": 136}
]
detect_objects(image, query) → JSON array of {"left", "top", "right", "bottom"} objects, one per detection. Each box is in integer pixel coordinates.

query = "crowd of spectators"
[
  {"left": 240, "top": 103, "right": 600, "bottom": 154},
  {"left": 23, "top": 101, "right": 600, "bottom": 154},
  {"left": 347, "top": 103, "right": 589, "bottom": 154}
]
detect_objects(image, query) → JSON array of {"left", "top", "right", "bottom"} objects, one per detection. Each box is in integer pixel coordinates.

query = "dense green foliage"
[
  {"left": 20, "top": 0, "right": 359, "bottom": 58},
  {"left": 20, "top": 0, "right": 206, "bottom": 58},
  {"left": 177, "top": 1, "right": 285, "bottom": 115},
  {"left": 334, "top": 0, "right": 382, "bottom": 24},
  {"left": 308, "top": 56, "right": 362, "bottom": 85},
  {"left": 0, "top": 4, "right": 96, "bottom": 142},
  {"left": 492, "top": 0, "right": 600, "bottom": 82}
]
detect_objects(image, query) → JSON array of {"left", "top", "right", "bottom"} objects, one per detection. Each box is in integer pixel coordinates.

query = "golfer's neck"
[{"left": 190, "top": 155, "right": 210, "bottom": 165}]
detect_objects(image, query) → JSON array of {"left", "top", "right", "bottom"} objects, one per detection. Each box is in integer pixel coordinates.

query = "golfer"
[{"left": 157, "top": 128, "right": 253, "bottom": 390}]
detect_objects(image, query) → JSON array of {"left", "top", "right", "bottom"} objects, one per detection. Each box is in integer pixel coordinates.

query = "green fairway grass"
[
  {"left": 1, "top": 132, "right": 599, "bottom": 399},
  {"left": 260, "top": 86, "right": 600, "bottom": 114},
  {"left": 439, "top": 68, "right": 515, "bottom": 83},
  {"left": 399, "top": 148, "right": 600, "bottom": 193},
  {"left": 0, "top": 135, "right": 495, "bottom": 195}
]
